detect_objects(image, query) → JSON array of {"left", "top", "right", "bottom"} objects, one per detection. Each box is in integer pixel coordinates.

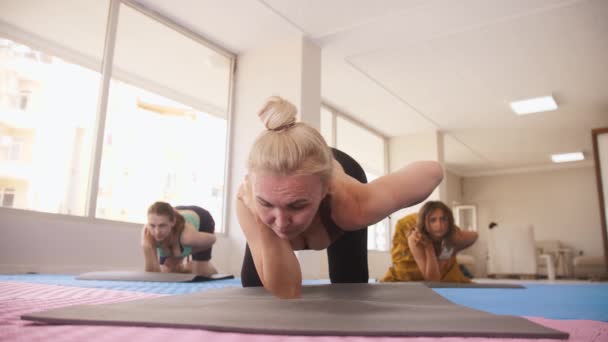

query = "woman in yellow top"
[{"left": 382, "top": 201, "right": 478, "bottom": 282}]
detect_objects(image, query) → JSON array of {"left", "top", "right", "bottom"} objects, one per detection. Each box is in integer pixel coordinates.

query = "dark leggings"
[
  {"left": 240, "top": 148, "right": 369, "bottom": 286},
  {"left": 175, "top": 205, "right": 215, "bottom": 261}
]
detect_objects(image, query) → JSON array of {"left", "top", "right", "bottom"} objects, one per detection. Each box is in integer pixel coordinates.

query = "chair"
[
  {"left": 536, "top": 240, "right": 573, "bottom": 279},
  {"left": 573, "top": 256, "right": 608, "bottom": 279}
]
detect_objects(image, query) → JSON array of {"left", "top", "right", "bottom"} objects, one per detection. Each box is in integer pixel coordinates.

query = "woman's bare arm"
[
  {"left": 449, "top": 226, "right": 478, "bottom": 253},
  {"left": 141, "top": 226, "right": 160, "bottom": 272},
  {"left": 180, "top": 222, "right": 216, "bottom": 250},
  {"left": 236, "top": 185, "right": 302, "bottom": 299},
  {"left": 162, "top": 257, "right": 185, "bottom": 273},
  {"left": 408, "top": 232, "right": 441, "bottom": 281},
  {"left": 335, "top": 161, "right": 443, "bottom": 230}
]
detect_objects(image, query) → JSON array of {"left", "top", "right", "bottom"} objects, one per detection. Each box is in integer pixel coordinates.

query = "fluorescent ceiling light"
[
  {"left": 510, "top": 96, "right": 557, "bottom": 115},
  {"left": 551, "top": 152, "right": 584, "bottom": 163}
]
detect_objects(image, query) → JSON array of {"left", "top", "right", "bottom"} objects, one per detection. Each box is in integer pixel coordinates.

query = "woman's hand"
[
  {"left": 142, "top": 243, "right": 160, "bottom": 272},
  {"left": 408, "top": 229, "right": 441, "bottom": 281},
  {"left": 236, "top": 193, "right": 302, "bottom": 299},
  {"left": 161, "top": 257, "right": 186, "bottom": 273},
  {"left": 140, "top": 225, "right": 152, "bottom": 248},
  {"left": 238, "top": 175, "right": 253, "bottom": 210},
  {"left": 409, "top": 229, "right": 430, "bottom": 247}
]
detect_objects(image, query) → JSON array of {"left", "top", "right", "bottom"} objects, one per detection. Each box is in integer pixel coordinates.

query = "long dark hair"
[
  {"left": 416, "top": 201, "right": 455, "bottom": 239},
  {"left": 144, "top": 201, "right": 185, "bottom": 257}
]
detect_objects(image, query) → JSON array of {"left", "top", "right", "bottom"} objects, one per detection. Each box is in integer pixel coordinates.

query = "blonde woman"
[
  {"left": 141, "top": 202, "right": 217, "bottom": 276},
  {"left": 237, "top": 96, "right": 444, "bottom": 298}
]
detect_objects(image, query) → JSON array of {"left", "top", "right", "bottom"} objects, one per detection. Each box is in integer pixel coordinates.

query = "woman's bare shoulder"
[
  {"left": 328, "top": 159, "right": 357, "bottom": 194},
  {"left": 326, "top": 162, "right": 366, "bottom": 230}
]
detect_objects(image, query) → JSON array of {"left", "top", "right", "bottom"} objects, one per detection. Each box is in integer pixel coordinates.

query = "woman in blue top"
[{"left": 141, "top": 201, "right": 217, "bottom": 276}]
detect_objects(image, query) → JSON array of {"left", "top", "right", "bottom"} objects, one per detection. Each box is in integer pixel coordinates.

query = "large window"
[
  {"left": 320, "top": 106, "right": 389, "bottom": 251},
  {"left": 0, "top": 0, "right": 233, "bottom": 230},
  {"left": 96, "top": 3, "right": 231, "bottom": 227},
  {"left": 0, "top": 0, "right": 108, "bottom": 215}
]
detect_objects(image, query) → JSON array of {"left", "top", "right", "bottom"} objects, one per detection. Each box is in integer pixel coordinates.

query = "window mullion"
[{"left": 86, "top": 0, "right": 120, "bottom": 218}]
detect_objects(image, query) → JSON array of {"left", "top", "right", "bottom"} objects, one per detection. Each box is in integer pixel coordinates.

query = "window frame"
[
  {"left": 0, "top": 0, "right": 236, "bottom": 233},
  {"left": 1, "top": 187, "right": 16, "bottom": 207},
  {"left": 320, "top": 103, "right": 391, "bottom": 251}
]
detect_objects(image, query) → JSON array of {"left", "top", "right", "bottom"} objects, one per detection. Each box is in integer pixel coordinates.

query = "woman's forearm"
[
  {"left": 259, "top": 230, "right": 302, "bottom": 299},
  {"left": 237, "top": 199, "right": 302, "bottom": 299},
  {"left": 144, "top": 257, "right": 160, "bottom": 272},
  {"left": 423, "top": 247, "right": 441, "bottom": 281},
  {"left": 145, "top": 264, "right": 160, "bottom": 272},
  {"left": 142, "top": 245, "right": 160, "bottom": 272},
  {"left": 450, "top": 228, "right": 478, "bottom": 251}
]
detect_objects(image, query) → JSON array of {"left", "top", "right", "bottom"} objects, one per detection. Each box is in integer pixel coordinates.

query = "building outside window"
[{"left": 0, "top": 0, "right": 233, "bottom": 231}]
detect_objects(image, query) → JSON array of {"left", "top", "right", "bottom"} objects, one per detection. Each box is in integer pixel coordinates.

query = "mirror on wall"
[
  {"left": 453, "top": 205, "right": 477, "bottom": 232},
  {"left": 592, "top": 127, "right": 608, "bottom": 272}
]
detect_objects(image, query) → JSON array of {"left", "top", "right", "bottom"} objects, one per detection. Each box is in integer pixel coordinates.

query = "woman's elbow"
[
  {"left": 423, "top": 273, "right": 441, "bottom": 282},
  {"left": 263, "top": 270, "right": 302, "bottom": 299},
  {"left": 267, "top": 282, "right": 301, "bottom": 299},
  {"left": 421, "top": 162, "right": 443, "bottom": 199},
  {"left": 469, "top": 232, "right": 479, "bottom": 245},
  {"left": 426, "top": 161, "right": 444, "bottom": 187},
  {"left": 145, "top": 265, "right": 160, "bottom": 273},
  {"left": 406, "top": 161, "right": 444, "bottom": 206}
]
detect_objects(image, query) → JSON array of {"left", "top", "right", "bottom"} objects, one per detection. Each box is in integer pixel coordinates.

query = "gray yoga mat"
[
  {"left": 76, "top": 271, "right": 234, "bottom": 282},
  {"left": 424, "top": 282, "right": 525, "bottom": 289},
  {"left": 22, "top": 283, "right": 567, "bottom": 338}
]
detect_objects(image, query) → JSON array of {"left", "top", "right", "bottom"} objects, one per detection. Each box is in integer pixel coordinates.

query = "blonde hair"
[{"left": 247, "top": 96, "right": 333, "bottom": 185}]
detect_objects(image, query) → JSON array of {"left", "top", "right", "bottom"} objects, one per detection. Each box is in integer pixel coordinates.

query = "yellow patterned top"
[{"left": 381, "top": 213, "right": 470, "bottom": 283}]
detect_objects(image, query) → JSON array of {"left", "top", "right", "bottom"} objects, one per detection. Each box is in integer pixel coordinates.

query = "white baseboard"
[{"left": 0, "top": 264, "right": 139, "bottom": 274}]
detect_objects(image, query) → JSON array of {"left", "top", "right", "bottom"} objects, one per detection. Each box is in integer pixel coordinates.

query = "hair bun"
[{"left": 258, "top": 96, "right": 297, "bottom": 131}]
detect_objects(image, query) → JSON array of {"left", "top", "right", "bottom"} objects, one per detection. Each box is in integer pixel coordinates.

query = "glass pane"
[
  {"left": 453, "top": 205, "right": 477, "bottom": 231},
  {"left": 0, "top": 0, "right": 108, "bottom": 215},
  {"left": 336, "top": 116, "right": 384, "bottom": 175},
  {"left": 96, "top": 5, "right": 231, "bottom": 230},
  {"left": 0, "top": 0, "right": 109, "bottom": 70},
  {"left": 0, "top": 37, "right": 103, "bottom": 215},
  {"left": 112, "top": 5, "right": 231, "bottom": 117}
]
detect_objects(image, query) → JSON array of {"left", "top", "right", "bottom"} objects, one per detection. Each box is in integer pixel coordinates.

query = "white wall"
[
  {"left": 462, "top": 166, "right": 604, "bottom": 276},
  {"left": 446, "top": 170, "right": 463, "bottom": 207}
]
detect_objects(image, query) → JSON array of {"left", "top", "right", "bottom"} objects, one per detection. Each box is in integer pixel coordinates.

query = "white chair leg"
[{"left": 539, "top": 254, "right": 555, "bottom": 281}]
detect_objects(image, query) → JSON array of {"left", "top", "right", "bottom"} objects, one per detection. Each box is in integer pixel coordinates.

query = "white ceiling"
[{"left": 136, "top": 0, "right": 608, "bottom": 176}]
